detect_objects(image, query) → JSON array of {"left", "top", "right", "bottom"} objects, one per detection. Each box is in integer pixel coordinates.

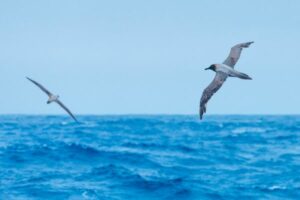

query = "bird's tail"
[
  {"left": 233, "top": 71, "right": 252, "bottom": 80},
  {"left": 239, "top": 72, "right": 252, "bottom": 80}
]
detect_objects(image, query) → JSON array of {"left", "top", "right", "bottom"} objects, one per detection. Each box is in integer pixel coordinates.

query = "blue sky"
[{"left": 1, "top": 0, "right": 300, "bottom": 115}]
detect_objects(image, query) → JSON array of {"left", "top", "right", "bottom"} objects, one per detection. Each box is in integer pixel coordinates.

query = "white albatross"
[
  {"left": 200, "top": 41, "right": 254, "bottom": 120},
  {"left": 26, "top": 77, "right": 78, "bottom": 122}
]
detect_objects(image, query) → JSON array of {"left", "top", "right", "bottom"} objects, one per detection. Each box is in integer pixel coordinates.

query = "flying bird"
[
  {"left": 199, "top": 41, "right": 254, "bottom": 120},
  {"left": 26, "top": 77, "right": 78, "bottom": 122}
]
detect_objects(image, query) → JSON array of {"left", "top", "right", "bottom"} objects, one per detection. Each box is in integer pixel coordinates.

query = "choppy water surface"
[{"left": 0, "top": 115, "right": 300, "bottom": 200}]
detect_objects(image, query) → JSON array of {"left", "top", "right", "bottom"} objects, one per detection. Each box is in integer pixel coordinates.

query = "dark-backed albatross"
[
  {"left": 26, "top": 77, "right": 78, "bottom": 122},
  {"left": 199, "top": 41, "right": 254, "bottom": 120}
]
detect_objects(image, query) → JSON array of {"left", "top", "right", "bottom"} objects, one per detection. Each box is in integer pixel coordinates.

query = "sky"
[{"left": 0, "top": 0, "right": 300, "bottom": 115}]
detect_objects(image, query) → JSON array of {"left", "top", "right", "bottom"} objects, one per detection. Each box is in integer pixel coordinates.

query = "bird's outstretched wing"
[
  {"left": 26, "top": 77, "right": 52, "bottom": 97},
  {"left": 55, "top": 100, "right": 78, "bottom": 122},
  {"left": 223, "top": 41, "right": 254, "bottom": 68},
  {"left": 200, "top": 72, "right": 228, "bottom": 120}
]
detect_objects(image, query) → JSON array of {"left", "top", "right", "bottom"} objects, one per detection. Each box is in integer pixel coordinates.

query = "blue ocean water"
[{"left": 0, "top": 115, "right": 300, "bottom": 200}]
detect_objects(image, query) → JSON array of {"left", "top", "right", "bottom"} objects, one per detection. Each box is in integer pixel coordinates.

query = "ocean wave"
[{"left": 87, "top": 164, "right": 191, "bottom": 199}]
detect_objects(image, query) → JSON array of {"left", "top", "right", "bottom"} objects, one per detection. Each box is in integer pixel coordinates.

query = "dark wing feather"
[
  {"left": 26, "top": 77, "right": 52, "bottom": 96},
  {"left": 55, "top": 100, "right": 78, "bottom": 122},
  {"left": 200, "top": 72, "right": 227, "bottom": 120},
  {"left": 223, "top": 41, "right": 254, "bottom": 68}
]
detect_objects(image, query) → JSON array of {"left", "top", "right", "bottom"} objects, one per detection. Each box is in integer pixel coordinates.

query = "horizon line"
[{"left": 0, "top": 114, "right": 300, "bottom": 116}]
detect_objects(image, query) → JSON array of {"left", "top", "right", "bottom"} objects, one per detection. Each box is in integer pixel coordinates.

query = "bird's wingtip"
[
  {"left": 73, "top": 117, "right": 79, "bottom": 123},
  {"left": 246, "top": 41, "right": 254, "bottom": 46}
]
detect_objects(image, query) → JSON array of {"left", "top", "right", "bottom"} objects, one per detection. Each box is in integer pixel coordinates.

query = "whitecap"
[
  {"left": 268, "top": 185, "right": 286, "bottom": 191},
  {"left": 232, "top": 127, "right": 267, "bottom": 134}
]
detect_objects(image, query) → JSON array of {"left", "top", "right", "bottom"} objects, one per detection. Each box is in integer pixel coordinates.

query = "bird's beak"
[{"left": 205, "top": 67, "right": 210, "bottom": 70}]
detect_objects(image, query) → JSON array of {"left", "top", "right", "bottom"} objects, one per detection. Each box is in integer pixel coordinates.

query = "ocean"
[{"left": 0, "top": 115, "right": 300, "bottom": 200}]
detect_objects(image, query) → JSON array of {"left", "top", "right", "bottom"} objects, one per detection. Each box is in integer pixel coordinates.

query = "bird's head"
[{"left": 205, "top": 64, "right": 216, "bottom": 72}]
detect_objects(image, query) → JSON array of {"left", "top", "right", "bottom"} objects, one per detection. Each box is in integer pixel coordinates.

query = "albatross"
[
  {"left": 26, "top": 77, "right": 78, "bottom": 122},
  {"left": 199, "top": 41, "right": 254, "bottom": 120}
]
